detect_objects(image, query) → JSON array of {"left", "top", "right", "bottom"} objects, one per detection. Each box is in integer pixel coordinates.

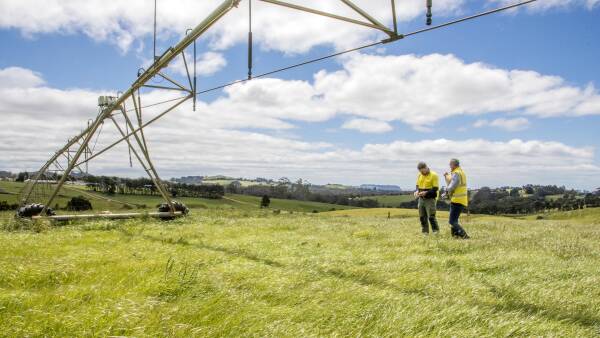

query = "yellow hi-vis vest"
[
  {"left": 417, "top": 170, "right": 439, "bottom": 199},
  {"left": 450, "top": 167, "right": 468, "bottom": 206}
]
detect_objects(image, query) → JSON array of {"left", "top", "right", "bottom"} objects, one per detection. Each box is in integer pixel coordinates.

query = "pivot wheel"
[{"left": 17, "top": 204, "right": 56, "bottom": 218}]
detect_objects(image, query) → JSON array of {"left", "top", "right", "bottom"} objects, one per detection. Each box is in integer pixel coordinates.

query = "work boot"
[{"left": 452, "top": 227, "right": 469, "bottom": 239}]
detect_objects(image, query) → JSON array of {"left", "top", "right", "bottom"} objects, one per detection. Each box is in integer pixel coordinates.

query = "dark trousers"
[{"left": 449, "top": 203, "right": 468, "bottom": 237}]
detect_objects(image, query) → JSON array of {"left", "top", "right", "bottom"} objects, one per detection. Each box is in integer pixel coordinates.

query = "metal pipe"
[
  {"left": 33, "top": 211, "right": 184, "bottom": 221},
  {"left": 257, "top": 0, "right": 393, "bottom": 34},
  {"left": 339, "top": 0, "right": 391, "bottom": 35},
  {"left": 248, "top": 0, "right": 253, "bottom": 80},
  {"left": 42, "top": 110, "right": 107, "bottom": 213},
  {"left": 117, "top": 108, "right": 175, "bottom": 213},
  {"left": 156, "top": 72, "right": 190, "bottom": 92},
  {"left": 391, "top": 0, "right": 398, "bottom": 34},
  {"left": 110, "top": 114, "right": 174, "bottom": 212},
  {"left": 142, "top": 84, "right": 189, "bottom": 91},
  {"left": 75, "top": 95, "right": 191, "bottom": 167}
]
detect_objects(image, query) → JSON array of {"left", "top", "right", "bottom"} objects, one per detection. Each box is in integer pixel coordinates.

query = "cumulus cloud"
[
  {"left": 1, "top": 65, "right": 599, "bottom": 188},
  {"left": 0, "top": 67, "right": 45, "bottom": 88},
  {"left": 473, "top": 117, "right": 530, "bottom": 131},
  {"left": 341, "top": 118, "right": 393, "bottom": 133},
  {"left": 197, "top": 53, "right": 600, "bottom": 130},
  {"left": 0, "top": 0, "right": 595, "bottom": 54},
  {"left": 169, "top": 51, "right": 227, "bottom": 78},
  {"left": 0, "top": 0, "right": 464, "bottom": 53},
  {"left": 313, "top": 53, "right": 600, "bottom": 128}
]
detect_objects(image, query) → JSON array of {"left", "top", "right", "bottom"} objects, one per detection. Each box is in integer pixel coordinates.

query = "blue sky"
[{"left": 0, "top": 0, "right": 599, "bottom": 189}]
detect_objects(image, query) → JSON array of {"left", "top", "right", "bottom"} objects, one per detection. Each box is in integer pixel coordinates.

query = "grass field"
[
  {"left": 0, "top": 181, "right": 354, "bottom": 220},
  {"left": 359, "top": 194, "right": 415, "bottom": 207},
  {"left": 1, "top": 204, "right": 599, "bottom": 336}
]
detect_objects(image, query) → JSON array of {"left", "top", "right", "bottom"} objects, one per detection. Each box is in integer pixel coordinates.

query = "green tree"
[{"left": 260, "top": 195, "right": 271, "bottom": 208}]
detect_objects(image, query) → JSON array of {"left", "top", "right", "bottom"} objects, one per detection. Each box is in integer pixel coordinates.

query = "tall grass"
[{"left": 0, "top": 208, "right": 599, "bottom": 337}]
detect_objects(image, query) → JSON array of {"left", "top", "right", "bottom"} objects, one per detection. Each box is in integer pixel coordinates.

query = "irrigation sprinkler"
[{"left": 17, "top": 0, "right": 537, "bottom": 221}]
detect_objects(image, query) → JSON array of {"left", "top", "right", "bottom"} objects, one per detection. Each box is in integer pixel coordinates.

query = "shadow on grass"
[
  {"left": 481, "top": 281, "right": 600, "bottom": 329},
  {"left": 138, "top": 233, "right": 428, "bottom": 297},
  {"left": 141, "top": 233, "right": 284, "bottom": 268}
]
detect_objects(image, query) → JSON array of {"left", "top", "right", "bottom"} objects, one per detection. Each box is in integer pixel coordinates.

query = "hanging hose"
[
  {"left": 426, "top": 0, "right": 433, "bottom": 26},
  {"left": 248, "top": 0, "right": 253, "bottom": 80}
]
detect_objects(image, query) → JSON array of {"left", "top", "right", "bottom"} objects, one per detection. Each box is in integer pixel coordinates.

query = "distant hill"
[
  {"left": 171, "top": 176, "right": 204, "bottom": 185},
  {"left": 360, "top": 184, "right": 402, "bottom": 192}
]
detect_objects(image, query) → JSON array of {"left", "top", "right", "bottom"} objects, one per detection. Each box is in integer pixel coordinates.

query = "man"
[
  {"left": 443, "top": 159, "right": 470, "bottom": 239},
  {"left": 414, "top": 162, "right": 440, "bottom": 234}
]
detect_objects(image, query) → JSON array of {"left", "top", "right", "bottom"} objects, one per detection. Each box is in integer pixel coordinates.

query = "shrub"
[
  {"left": 0, "top": 201, "right": 19, "bottom": 211},
  {"left": 66, "top": 196, "right": 93, "bottom": 211}
]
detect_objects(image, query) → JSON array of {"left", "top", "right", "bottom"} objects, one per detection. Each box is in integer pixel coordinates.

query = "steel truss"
[{"left": 18, "top": 0, "right": 537, "bottom": 219}]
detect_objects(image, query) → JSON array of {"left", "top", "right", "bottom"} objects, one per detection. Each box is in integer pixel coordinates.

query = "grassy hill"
[
  {"left": 358, "top": 194, "right": 415, "bottom": 207},
  {"left": 0, "top": 206, "right": 599, "bottom": 336},
  {"left": 0, "top": 181, "right": 354, "bottom": 222}
]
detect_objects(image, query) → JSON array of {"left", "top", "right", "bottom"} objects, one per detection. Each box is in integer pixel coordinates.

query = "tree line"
[
  {"left": 226, "top": 178, "right": 380, "bottom": 208},
  {"left": 82, "top": 175, "right": 224, "bottom": 199}
]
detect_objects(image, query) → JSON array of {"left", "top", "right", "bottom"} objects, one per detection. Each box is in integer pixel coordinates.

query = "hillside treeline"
[
  {"left": 226, "top": 180, "right": 380, "bottom": 208},
  {"left": 83, "top": 176, "right": 224, "bottom": 199}
]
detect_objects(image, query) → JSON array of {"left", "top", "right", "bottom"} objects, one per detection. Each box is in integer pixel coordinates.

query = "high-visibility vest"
[
  {"left": 416, "top": 171, "right": 439, "bottom": 199},
  {"left": 450, "top": 167, "right": 468, "bottom": 206}
]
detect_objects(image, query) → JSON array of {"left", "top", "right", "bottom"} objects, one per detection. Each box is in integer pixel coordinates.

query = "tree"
[
  {"left": 260, "top": 195, "right": 271, "bottom": 208},
  {"left": 16, "top": 172, "right": 29, "bottom": 182},
  {"left": 66, "top": 196, "right": 93, "bottom": 211}
]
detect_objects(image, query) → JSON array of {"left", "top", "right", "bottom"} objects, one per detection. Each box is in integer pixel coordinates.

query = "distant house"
[{"left": 24, "top": 179, "right": 58, "bottom": 184}]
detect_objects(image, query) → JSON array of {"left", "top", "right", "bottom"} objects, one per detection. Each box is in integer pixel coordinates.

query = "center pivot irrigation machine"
[{"left": 17, "top": 0, "right": 538, "bottom": 221}]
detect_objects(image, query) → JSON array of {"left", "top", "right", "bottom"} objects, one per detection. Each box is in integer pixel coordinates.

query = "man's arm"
[
  {"left": 446, "top": 173, "right": 460, "bottom": 193},
  {"left": 423, "top": 186, "right": 438, "bottom": 198}
]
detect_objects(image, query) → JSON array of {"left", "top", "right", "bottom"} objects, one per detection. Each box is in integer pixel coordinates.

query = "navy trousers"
[{"left": 449, "top": 203, "right": 469, "bottom": 238}]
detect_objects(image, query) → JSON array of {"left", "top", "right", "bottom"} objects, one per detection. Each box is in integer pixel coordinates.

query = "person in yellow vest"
[
  {"left": 414, "top": 162, "right": 440, "bottom": 234},
  {"left": 443, "top": 159, "right": 470, "bottom": 239}
]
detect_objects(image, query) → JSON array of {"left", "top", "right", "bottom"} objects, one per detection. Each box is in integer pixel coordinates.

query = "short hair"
[
  {"left": 450, "top": 158, "right": 460, "bottom": 166},
  {"left": 417, "top": 162, "right": 428, "bottom": 170}
]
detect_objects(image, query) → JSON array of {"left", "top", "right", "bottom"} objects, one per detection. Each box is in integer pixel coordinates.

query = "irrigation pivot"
[{"left": 17, "top": 0, "right": 537, "bottom": 221}]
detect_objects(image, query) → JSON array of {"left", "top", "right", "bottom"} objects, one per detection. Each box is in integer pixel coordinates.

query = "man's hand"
[
  {"left": 413, "top": 191, "right": 419, "bottom": 198},
  {"left": 418, "top": 191, "right": 427, "bottom": 197}
]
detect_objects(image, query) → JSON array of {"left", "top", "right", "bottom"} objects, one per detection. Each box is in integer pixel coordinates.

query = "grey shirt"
[{"left": 447, "top": 172, "right": 460, "bottom": 193}]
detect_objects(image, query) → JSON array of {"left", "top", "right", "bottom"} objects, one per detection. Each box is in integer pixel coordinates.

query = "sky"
[{"left": 0, "top": 0, "right": 599, "bottom": 190}]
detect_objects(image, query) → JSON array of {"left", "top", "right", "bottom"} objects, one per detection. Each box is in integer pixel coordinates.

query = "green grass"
[
  {"left": 358, "top": 194, "right": 415, "bottom": 207},
  {"left": 1, "top": 207, "right": 599, "bottom": 336},
  {"left": 0, "top": 182, "right": 355, "bottom": 217}
]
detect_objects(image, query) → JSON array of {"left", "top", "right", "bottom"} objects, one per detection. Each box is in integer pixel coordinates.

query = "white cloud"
[
  {"left": 0, "top": 67, "right": 45, "bottom": 88},
  {"left": 1, "top": 66, "right": 599, "bottom": 189},
  {"left": 474, "top": 117, "right": 530, "bottom": 131},
  {"left": 0, "top": 0, "right": 595, "bottom": 54},
  {"left": 342, "top": 118, "right": 393, "bottom": 133},
  {"left": 169, "top": 51, "right": 227, "bottom": 78},
  {"left": 312, "top": 53, "right": 600, "bottom": 128},
  {"left": 196, "top": 52, "right": 228, "bottom": 76},
  {"left": 0, "top": 0, "right": 464, "bottom": 53}
]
